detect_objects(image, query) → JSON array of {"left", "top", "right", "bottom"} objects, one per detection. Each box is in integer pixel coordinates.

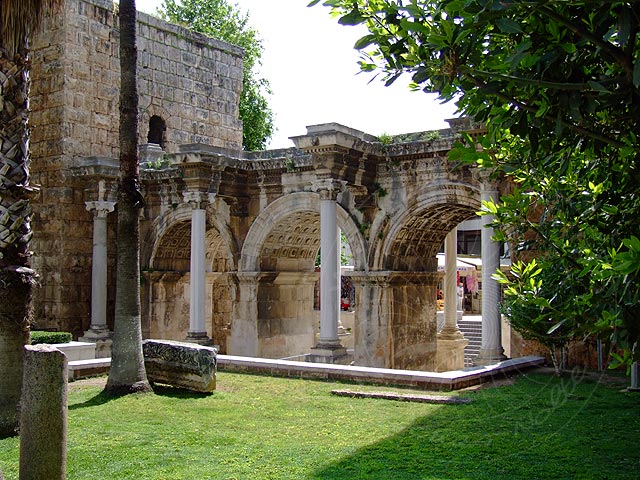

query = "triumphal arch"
[{"left": 28, "top": 0, "right": 507, "bottom": 371}]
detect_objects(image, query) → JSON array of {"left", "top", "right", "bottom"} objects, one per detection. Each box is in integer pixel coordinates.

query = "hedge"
[{"left": 30, "top": 331, "right": 73, "bottom": 345}]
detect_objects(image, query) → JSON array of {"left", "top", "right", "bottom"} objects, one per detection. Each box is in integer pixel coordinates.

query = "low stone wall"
[{"left": 143, "top": 340, "right": 217, "bottom": 393}]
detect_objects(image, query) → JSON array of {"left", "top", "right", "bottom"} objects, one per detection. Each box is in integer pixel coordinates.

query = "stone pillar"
[
  {"left": 184, "top": 191, "right": 212, "bottom": 345},
  {"left": 435, "top": 229, "right": 467, "bottom": 371},
  {"left": 20, "top": 344, "right": 67, "bottom": 480},
  {"left": 228, "top": 273, "right": 260, "bottom": 357},
  {"left": 310, "top": 179, "right": 347, "bottom": 363},
  {"left": 475, "top": 173, "right": 507, "bottom": 365},
  {"left": 80, "top": 181, "right": 115, "bottom": 358},
  {"left": 350, "top": 272, "right": 440, "bottom": 370},
  {"left": 443, "top": 228, "right": 463, "bottom": 333}
]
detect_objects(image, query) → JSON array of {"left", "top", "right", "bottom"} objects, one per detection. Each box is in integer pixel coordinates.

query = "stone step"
[
  {"left": 458, "top": 327, "right": 482, "bottom": 334},
  {"left": 68, "top": 358, "right": 111, "bottom": 381},
  {"left": 458, "top": 324, "right": 482, "bottom": 330}
]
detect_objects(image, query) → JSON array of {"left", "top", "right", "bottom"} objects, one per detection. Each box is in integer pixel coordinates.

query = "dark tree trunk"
[{"left": 105, "top": 0, "right": 151, "bottom": 394}]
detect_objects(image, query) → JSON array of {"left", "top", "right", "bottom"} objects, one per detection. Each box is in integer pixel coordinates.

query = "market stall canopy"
[{"left": 436, "top": 253, "right": 477, "bottom": 276}]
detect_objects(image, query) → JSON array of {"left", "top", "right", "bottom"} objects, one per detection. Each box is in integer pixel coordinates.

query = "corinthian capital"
[
  {"left": 183, "top": 191, "right": 209, "bottom": 210},
  {"left": 85, "top": 200, "right": 116, "bottom": 219},
  {"left": 472, "top": 167, "right": 499, "bottom": 194},
  {"left": 312, "top": 178, "right": 346, "bottom": 201}
]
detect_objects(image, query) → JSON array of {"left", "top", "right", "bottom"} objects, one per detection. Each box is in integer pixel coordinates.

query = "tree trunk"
[
  {"left": 105, "top": 0, "right": 151, "bottom": 394},
  {"left": 0, "top": 45, "right": 36, "bottom": 437}
]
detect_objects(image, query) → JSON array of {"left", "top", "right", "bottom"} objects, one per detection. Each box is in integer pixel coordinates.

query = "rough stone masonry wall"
[{"left": 28, "top": 0, "right": 243, "bottom": 335}]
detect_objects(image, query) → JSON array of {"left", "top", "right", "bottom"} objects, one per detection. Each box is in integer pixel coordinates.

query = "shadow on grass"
[
  {"left": 68, "top": 382, "right": 212, "bottom": 410},
  {"left": 68, "top": 390, "right": 122, "bottom": 410},
  {"left": 309, "top": 374, "right": 640, "bottom": 480},
  {"left": 150, "top": 384, "right": 212, "bottom": 399}
]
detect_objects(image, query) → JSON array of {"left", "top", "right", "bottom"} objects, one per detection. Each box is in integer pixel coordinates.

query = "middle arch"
[{"left": 239, "top": 191, "right": 367, "bottom": 272}]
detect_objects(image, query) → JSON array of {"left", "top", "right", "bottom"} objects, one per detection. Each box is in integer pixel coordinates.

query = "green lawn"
[{"left": 1, "top": 369, "right": 638, "bottom": 479}]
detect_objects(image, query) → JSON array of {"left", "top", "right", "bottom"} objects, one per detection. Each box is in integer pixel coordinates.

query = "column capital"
[
  {"left": 183, "top": 191, "right": 209, "bottom": 209},
  {"left": 85, "top": 200, "right": 116, "bottom": 218},
  {"left": 472, "top": 167, "right": 499, "bottom": 192},
  {"left": 312, "top": 178, "right": 346, "bottom": 201}
]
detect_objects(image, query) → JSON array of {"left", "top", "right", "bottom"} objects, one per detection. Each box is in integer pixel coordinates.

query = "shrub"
[{"left": 30, "top": 331, "right": 73, "bottom": 345}]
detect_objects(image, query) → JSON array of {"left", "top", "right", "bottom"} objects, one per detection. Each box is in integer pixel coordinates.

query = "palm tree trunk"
[
  {"left": 0, "top": 45, "right": 36, "bottom": 437},
  {"left": 105, "top": 0, "right": 150, "bottom": 394}
]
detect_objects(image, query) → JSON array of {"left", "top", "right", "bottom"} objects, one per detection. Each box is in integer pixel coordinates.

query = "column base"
[
  {"left": 434, "top": 337, "right": 468, "bottom": 372},
  {"left": 474, "top": 348, "right": 508, "bottom": 366},
  {"left": 308, "top": 343, "right": 351, "bottom": 365},
  {"left": 79, "top": 329, "right": 113, "bottom": 358},
  {"left": 437, "top": 326, "right": 466, "bottom": 341},
  {"left": 185, "top": 332, "right": 214, "bottom": 347}
]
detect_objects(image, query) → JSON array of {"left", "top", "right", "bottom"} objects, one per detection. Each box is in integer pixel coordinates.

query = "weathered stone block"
[{"left": 143, "top": 339, "right": 217, "bottom": 393}]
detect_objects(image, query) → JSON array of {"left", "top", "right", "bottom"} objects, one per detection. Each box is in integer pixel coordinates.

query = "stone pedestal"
[
  {"left": 20, "top": 344, "right": 67, "bottom": 480},
  {"left": 78, "top": 332, "right": 112, "bottom": 359},
  {"left": 228, "top": 272, "right": 260, "bottom": 356},
  {"left": 308, "top": 344, "right": 350, "bottom": 365},
  {"left": 185, "top": 332, "right": 215, "bottom": 346},
  {"left": 434, "top": 337, "right": 468, "bottom": 372}
]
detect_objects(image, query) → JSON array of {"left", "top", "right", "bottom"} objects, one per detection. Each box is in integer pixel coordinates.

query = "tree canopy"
[
  {"left": 160, "top": 0, "right": 274, "bottom": 150},
  {"left": 311, "top": 0, "right": 640, "bottom": 368}
]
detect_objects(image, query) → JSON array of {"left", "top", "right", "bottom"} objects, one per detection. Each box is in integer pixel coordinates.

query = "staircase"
[{"left": 457, "top": 316, "right": 482, "bottom": 367}]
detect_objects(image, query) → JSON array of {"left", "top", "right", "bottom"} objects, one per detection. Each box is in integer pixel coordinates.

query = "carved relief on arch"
[
  {"left": 143, "top": 203, "right": 237, "bottom": 272},
  {"left": 239, "top": 191, "right": 367, "bottom": 273},
  {"left": 373, "top": 183, "right": 481, "bottom": 271}
]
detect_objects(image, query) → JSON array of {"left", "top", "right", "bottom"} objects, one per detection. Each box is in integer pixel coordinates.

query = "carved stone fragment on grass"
[{"left": 143, "top": 339, "right": 217, "bottom": 393}]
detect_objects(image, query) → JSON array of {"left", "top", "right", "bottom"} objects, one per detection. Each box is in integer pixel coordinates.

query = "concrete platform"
[
  {"left": 217, "top": 355, "right": 545, "bottom": 391},
  {"left": 52, "top": 341, "right": 97, "bottom": 362}
]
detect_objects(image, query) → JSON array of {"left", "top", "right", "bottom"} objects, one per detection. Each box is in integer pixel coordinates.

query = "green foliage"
[
  {"left": 30, "top": 331, "right": 72, "bottom": 345},
  {"left": 160, "top": 0, "right": 274, "bottom": 150},
  {"left": 377, "top": 132, "right": 393, "bottom": 144},
  {"left": 1, "top": 372, "right": 639, "bottom": 478},
  {"left": 314, "top": 0, "right": 640, "bottom": 367},
  {"left": 144, "top": 155, "right": 170, "bottom": 170}
]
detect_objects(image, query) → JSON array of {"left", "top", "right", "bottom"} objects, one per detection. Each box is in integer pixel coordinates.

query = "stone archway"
[
  {"left": 239, "top": 191, "right": 366, "bottom": 272},
  {"left": 374, "top": 183, "right": 480, "bottom": 271},
  {"left": 230, "top": 191, "right": 366, "bottom": 358},
  {"left": 351, "top": 182, "right": 481, "bottom": 370},
  {"left": 141, "top": 204, "right": 237, "bottom": 351}
]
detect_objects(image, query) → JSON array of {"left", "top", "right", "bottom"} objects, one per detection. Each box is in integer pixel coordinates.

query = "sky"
[{"left": 136, "top": 0, "right": 459, "bottom": 149}]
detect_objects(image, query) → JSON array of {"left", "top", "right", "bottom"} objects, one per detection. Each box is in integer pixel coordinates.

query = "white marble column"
[
  {"left": 84, "top": 199, "right": 115, "bottom": 335},
  {"left": 476, "top": 175, "right": 507, "bottom": 365},
  {"left": 81, "top": 182, "right": 115, "bottom": 357},
  {"left": 310, "top": 179, "right": 347, "bottom": 363},
  {"left": 184, "top": 191, "right": 211, "bottom": 345},
  {"left": 441, "top": 229, "right": 464, "bottom": 337},
  {"left": 435, "top": 228, "right": 467, "bottom": 371}
]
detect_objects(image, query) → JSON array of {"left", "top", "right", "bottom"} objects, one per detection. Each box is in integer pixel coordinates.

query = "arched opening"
[
  {"left": 255, "top": 210, "right": 320, "bottom": 359},
  {"left": 147, "top": 115, "right": 167, "bottom": 148},
  {"left": 232, "top": 192, "right": 366, "bottom": 360},
  {"left": 353, "top": 185, "right": 481, "bottom": 371},
  {"left": 143, "top": 220, "right": 234, "bottom": 351}
]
